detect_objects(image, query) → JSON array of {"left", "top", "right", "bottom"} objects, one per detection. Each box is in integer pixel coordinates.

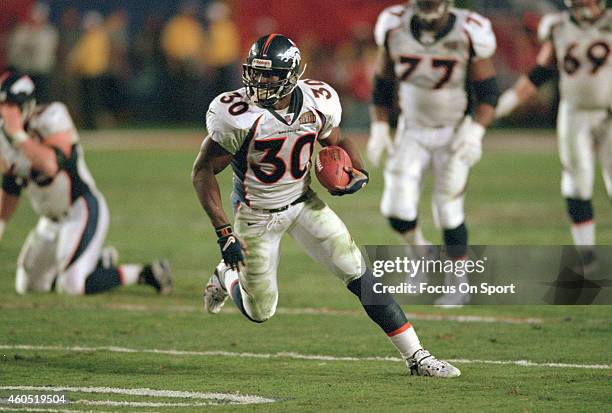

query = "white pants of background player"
[
  {"left": 557, "top": 101, "right": 612, "bottom": 200},
  {"left": 15, "top": 190, "right": 109, "bottom": 295},
  {"left": 381, "top": 122, "right": 469, "bottom": 230},
  {"left": 230, "top": 192, "right": 364, "bottom": 321}
]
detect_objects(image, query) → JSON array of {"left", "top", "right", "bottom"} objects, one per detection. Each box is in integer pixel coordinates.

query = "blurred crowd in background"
[{"left": 0, "top": 0, "right": 566, "bottom": 130}]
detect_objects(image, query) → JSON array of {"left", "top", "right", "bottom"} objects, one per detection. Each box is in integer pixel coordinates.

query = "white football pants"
[
  {"left": 231, "top": 191, "right": 364, "bottom": 321},
  {"left": 557, "top": 101, "right": 612, "bottom": 200},
  {"left": 381, "top": 122, "right": 469, "bottom": 229},
  {"left": 15, "top": 190, "right": 109, "bottom": 295}
]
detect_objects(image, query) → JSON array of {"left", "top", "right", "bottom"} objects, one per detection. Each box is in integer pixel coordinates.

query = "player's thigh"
[
  {"left": 288, "top": 195, "right": 364, "bottom": 284},
  {"left": 558, "top": 103, "right": 597, "bottom": 199},
  {"left": 15, "top": 218, "right": 60, "bottom": 294},
  {"left": 55, "top": 192, "right": 109, "bottom": 295},
  {"left": 233, "top": 205, "right": 284, "bottom": 311},
  {"left": 382, "top": 130, "right": 431, "bottom": 220}
]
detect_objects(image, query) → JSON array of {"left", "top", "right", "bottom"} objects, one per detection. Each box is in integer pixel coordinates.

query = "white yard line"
[
  {"left": 0, "top": 302, "right": 544, "bottom": 324},
  {"left": 0, "top": 344, "right": 608, "bottom": 370}
]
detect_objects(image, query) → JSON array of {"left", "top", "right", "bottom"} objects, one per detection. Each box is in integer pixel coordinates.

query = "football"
[{"left": 315, "top": 146, "right": 352, "bottom": 191}]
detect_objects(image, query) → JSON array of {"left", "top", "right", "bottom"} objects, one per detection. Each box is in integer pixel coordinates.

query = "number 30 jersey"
[
  {"left": 206, "top": 80, "right": 341, "bottom": 209},
  {"left": 376, "top": 6, "right": 496, "bottom": 128},
  {"left": 539, "top": 10, "right": 612, "bottom": 110}
]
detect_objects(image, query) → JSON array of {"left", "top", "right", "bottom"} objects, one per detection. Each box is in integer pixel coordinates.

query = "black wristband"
[
  {"left": 473, "top": 76, "right": 500, "bottom": 107},
  {"left": 527, "top": 64, "right": 556, "bottom": 87},
  {"left": 372, "top": 76, "right": 395, "bottom": 108},
  {"left": 215, "top": 224, "right": 233, "bottom": 238}
]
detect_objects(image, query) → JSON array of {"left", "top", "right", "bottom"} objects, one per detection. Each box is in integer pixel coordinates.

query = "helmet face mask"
[
  {"left": 414, "top": 0, "right": 453, "bottom": 25},
  {"left": 564, "top": 0, "right": 606, "bottom": 21},
  {"left": 0, "top": 72, "right": 36, "bottom": 120},
  {"left": 242, "top": 34, "right": 303, "bottom": 107}
]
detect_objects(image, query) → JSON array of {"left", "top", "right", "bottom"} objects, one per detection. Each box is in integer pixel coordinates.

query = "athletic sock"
[
  {"left": 401, "top": 227, "right": 427, "bottom": 245},
  {"left": 138, "top": 264, "right": 161, "bottom": 290},
  {"left": 119, "top": 264, "right": 142, "bottom": 285},
  {"left": 387, "top": 322, "right": 422, "bottom": 359},
  {"left": 571, "top": 220, "right": 595, "bottom": 250}
]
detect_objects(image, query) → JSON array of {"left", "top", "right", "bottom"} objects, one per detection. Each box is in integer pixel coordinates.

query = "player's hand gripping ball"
[{"left": 315, "top": 146, "right": 352, "bottom": 191}]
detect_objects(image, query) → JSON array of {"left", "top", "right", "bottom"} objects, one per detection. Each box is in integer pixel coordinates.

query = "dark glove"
[
  {"left": 331, "top": 167, "right": 369, "bottom": 196},
  {"left": 215, "top": 224, "right": 245, "bottom": 270}
]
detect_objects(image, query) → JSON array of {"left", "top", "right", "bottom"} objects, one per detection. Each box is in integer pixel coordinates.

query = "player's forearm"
[
  {"left": 192, "top": 168, "right": 230, "bottom": 228},
  {"left": 472, "top": 103, "right": 496, "bottom": 129},
  {"left": 337, "top": 136, "right": 364, "bottom": 171},
  {"left": 0, "top": 190, "right": 19, "bottom": 222},
  {"left": 16, "top": 139, "right": 58, "bottom": 177},
  {"left": 369, "top": 105, "right": 390, "bottom": 124}
]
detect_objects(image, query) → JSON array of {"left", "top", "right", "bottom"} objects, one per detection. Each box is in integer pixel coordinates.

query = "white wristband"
[
  {"left": 495, "top": 89, "right": 519, "bottom": 119},
  {"left": 371, "top": 121, "right": 390, "bottom": 138},
  {"left": 0, "top": 219, "right": 5, "bottom": 240},
  {"left": 11, "top": 130, "right": 29, "bottom": 145}
]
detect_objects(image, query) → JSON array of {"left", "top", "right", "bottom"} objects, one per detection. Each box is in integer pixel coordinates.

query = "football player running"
[
  {"left": 192, "top": 34, "right": 461, "bottom": 377},
  {"left": 496, "top": 0, "right": 611, "bottom": 272},
  {"left": 0, "top": 71, "right": 172, "bottom": 295},
  {"left": 368, "top": 1, "right": 499, "bottom": 305}
]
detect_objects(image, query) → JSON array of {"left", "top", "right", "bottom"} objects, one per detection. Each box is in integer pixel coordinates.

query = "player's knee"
[
  {"left": 443, "top": 223, "right": 468, "bottom": 259},
  {"left": 244, "top": 301, "right": 276, "bottom": 323},
  {"left": 15, "top": 267, "right": 29, "bottom": 295},
  {"left": 388, "top": 217, "right": 417, "bottom": 234},
  {"left": 566, "top": 198, "right": 593, "bottom": 224}
]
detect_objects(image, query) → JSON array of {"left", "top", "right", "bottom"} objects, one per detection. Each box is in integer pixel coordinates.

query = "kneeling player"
[
  {"left": 0, "top": 71, "right": 172, "bottom": 295},
  {"left": 192, "top": 34, "right": 461, "bottom": 377}
]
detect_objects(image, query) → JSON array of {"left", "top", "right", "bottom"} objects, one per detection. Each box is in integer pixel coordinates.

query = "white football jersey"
[
  {"left": 206, "top": 80, "right": 341, "bottom": 209},
  {"left": 1, "top": 102, "right": 98, "bottom": 219},
  {"left": 378, "top": 6, "right": 496, "bottom": 128},
  {"left": 539, "top": 10, "right": 612, "bottom": 109}
]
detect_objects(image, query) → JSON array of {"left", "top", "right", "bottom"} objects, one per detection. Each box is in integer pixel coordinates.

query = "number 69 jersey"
[
  {"left": 206, "top": 79, "right": 341, "bottom": 209},
  {"left": 377, "top": 6, "right": 496, "bottom": 128},
  {"left": 539, "top": 9, "right": 612, "bottom": 110}
]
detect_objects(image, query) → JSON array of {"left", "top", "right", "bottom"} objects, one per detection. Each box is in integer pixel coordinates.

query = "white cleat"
[
  {"left": 151, "top": 260, "right": 173, "bottom": 296},
  {"left": 406, "top": 349, "right": 461, "bottom": 378},
  {"left": 204, "top": 267, "right": 229, "bottom": 314}
]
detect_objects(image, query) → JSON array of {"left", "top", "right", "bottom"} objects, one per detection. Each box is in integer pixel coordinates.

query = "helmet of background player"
[
  {"left": 413, "top": 0, "right": 453, "bottom": 25},
  {"left": 564, "top": 0, "right": 606, "bottom": 21},
  {"left": 0, "top": 71, "right": 36, "bottom": 120},
  {"left": 242, "top": 34, "right": 304, "bottom": 108}
]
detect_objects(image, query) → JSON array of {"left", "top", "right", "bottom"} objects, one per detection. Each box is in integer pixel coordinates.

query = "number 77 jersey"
[
  {"left": 205, "top": 79, "right": 341, "bottom": 209},
  {"left": 378, "top": 6, "right": 496, "bottom": 128}
]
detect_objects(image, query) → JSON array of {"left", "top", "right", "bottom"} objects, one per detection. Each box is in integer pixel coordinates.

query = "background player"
[
  {"left": 496, "top": 0, "right": 610, "bottom": 271},
  {"left": 367, "top": 0, "right": 499, "bottom": 305},
  {"left": 0, "top": 71, "right": 172, "bottom": 295},
  {"left": 192, "top": 34, "right": 461, "bottom": 377}
]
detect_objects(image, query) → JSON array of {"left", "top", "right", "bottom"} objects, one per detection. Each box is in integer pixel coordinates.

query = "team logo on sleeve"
[{"left": 299, "top": 111, "right": 316, "bottom": 125}]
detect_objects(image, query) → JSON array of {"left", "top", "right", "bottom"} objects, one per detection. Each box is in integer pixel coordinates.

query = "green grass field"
[{"left": 0, "top": 130, "right": 610, "bottom": 412}]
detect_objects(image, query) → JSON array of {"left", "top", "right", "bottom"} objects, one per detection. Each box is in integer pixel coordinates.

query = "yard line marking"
[
  {"left": 1, "top": 344, "right": 608, "bottom": 370},
  {"left": 74, "top": 399, "right": 229, "bottom": 407},
  {"left": 0, "top": 386, "right": 274, "bottom": 405},
  {"left": 0, "top": 302, "right": 544, "bottom": 324}
]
